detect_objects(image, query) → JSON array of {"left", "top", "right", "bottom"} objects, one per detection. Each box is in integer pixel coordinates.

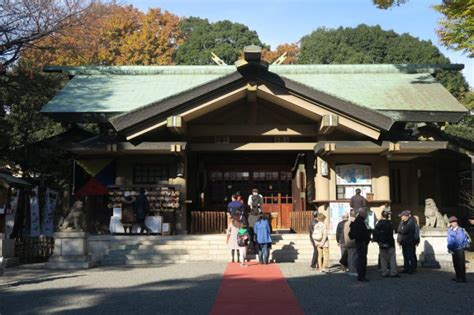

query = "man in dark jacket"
[
  {"left": 135, "top": 188, "right": 151, "bottom": 235},
  {"left": 349, "top": 208, "right": 371, "bottom": 282},
  {"left": 373, "top": 210, "right": 399, "bottom": 277},
  {"left": 309, "top": 211, "right": 319, "bottom": 269},
  {"left": 336, "top": 213, "right": 348, "bottom": 269},
  {"left": 397, "top": 210, "right": 416, "bottom": 274}
]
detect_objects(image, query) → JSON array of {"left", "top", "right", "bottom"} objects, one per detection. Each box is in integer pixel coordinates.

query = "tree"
[
  {"left": 298, "top": 24, "right": 469, "bottom": 100},
  {"left": 262, "top": 43, "right": 300, "bottom": 64},
  {"left": 373, "top": 0, "right": 474, "bottom": 56},
  {"left": 0, "top": 0, "right": 91, "bottom": 73},
  {"left": 175, "top": 17, "right": 265, "bottom": 65},
  {"left": 21, "top": 4, "right": 183, "bottom": 66},
  {"left": 0, "top": 67, "right": 67, "bottom": 176},
  {"left": 435, "top": 1, "right": 474, "bottom": 57}
]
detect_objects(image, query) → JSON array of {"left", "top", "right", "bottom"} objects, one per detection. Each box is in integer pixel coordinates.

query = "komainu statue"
[
  {"left": 59, "top": 200, "right": 86, "bottom": 231},
  {"left": 424, "top": 198, "right": 449, "bottom": 228}
]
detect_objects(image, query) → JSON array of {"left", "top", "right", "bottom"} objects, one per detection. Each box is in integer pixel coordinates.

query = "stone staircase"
[{"left": 96, "top": 234, "right": 402, "bottom": 266}]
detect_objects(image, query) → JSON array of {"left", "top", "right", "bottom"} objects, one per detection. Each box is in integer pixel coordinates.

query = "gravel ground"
[
  {"left": 0, "top": 263, "right": 227, "bottom": 315},
  {"left": 2, "top": 262, "right": 473, "bottom": 315},
  {"left": 279, "top": 263, "right": 474, "bottom": 315}
]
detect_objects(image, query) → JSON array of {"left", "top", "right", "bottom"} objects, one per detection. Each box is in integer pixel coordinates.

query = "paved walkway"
[
  {"left": 211, "top": 262, "right": 303, "bottom": 315},
  {"left": 1, "top": 262, "right": 474, "bottom": 314}
]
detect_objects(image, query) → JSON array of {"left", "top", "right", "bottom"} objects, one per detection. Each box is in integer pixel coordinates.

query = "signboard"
[
  {"left": 30, "top": 192, "right": 40, "bottom": 237},
  {"left": 336, "top": 164, "right": 371, "bottom": 185},
  {"left": 42, "top": 189, "right": 58, "bottom": 236},
  {"left": 329, "top": 202, "right": 351, "bottom": 234}
]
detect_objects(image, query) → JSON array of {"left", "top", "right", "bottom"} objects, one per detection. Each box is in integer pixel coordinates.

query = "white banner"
[
  {"left": 5, "top": 190, "right": 19, "bottom": 239},
  {"left": 329, "top": 202, "right": 351, "bottom": 234},
  {"left": 30, "top": 190, "right": 40, "bottom": 237},
  {"left": 42, "top": 189, "right": 58, "bottom": 236}
]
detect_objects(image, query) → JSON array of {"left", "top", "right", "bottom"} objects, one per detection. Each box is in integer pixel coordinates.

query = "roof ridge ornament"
[{"left": 235, "top": 45, "right": 269, "bottom": 70}]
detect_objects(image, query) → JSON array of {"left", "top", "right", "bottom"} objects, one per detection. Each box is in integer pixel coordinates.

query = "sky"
[{"left": 126, "top": 0, "right": 473, "bottom": 88}]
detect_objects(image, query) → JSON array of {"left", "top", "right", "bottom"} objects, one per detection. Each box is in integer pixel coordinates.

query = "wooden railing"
[
  {"left": 191, "top": 211, "right": 227, "bottom": 234},
  {"left": 15, "top": 236, "right": 55, "bottom": 263},
  {"left": 289, "top": 211, "right": 313, "bottom": 234}
]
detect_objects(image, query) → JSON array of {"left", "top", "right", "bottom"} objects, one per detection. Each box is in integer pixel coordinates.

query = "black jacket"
[
  {"left": 336, "top": 220, "right": 347, "bottom": 244},
  {"left": 397, "top": 217, "right": 416, "bottom": 246},
  {"left": 373, "top": 219, "right": 395, "bottom": 248},
  {"left": 348, "top": 216, "right": 371, "bottom": 244},
  {"left": 309, "top": 218, "right": 318, "bottom": 243}
]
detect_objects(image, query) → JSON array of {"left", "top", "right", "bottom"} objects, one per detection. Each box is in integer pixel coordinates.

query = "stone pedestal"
[
  {"left": 419, "top": 228, "right": 451, "bottom": 269},
  {"left": 46, "top": 231, "right": 94, "bottom": 269},
  {"left": 0, "top": 238, "right": 20, "bottom": 267}
]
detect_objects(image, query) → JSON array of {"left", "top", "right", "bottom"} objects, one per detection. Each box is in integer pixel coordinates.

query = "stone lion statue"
[
  {"left": 59, "top": 200, "right": 86, "bottom": 231},
  {"left": 424, "top": 198, "right": 449, "bottom": 228}
]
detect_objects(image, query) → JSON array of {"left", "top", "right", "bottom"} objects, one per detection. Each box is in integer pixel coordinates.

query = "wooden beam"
[
  {"left": 319, "top": 114, "right": 339, "bottom": 135},
  {"left": 257, "top": 84, "right": 381, "bottom": 140},
  {"left": 189, "top": 142, "right": 316, "bottom": 151},
  {"left": 125, "top": 86, "right": 247, "bottom": 140},
  {"left": 187, "top": 124, "right": 317, "bottom": 136},
  {"left": 167, "top": 116, "right": 186, "bottom": 134}
]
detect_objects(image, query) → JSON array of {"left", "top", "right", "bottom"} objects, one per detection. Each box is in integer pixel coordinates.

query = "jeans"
[
  {"left": 402, "top": 245, "right": 416, "bottom": 273},
  {"left": 380, "top": 247, "right": 397, "bottom": 276},
  {"left": 356, "top": 242, "right": 368, "bottom": 280},
  {"left": 452, "top": 248, "right": 466, "bottom": 281},
  {"left": 258, "top": 243, "right": 270, "bottom": 264},
  {"left": 310, "top": 243, "right": 318, "bottom": 268}
]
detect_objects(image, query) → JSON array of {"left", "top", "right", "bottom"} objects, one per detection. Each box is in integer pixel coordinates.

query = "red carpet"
[{"left": 210, "top": 262, "right": 304, "bottom": 315}]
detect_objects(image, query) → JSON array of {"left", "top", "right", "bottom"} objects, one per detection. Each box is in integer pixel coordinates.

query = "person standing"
[
  {"left": 121, "top": 191, "right": 136, "bottom": 234},
  {"left": 309, "top": 211, "right": 319, "bottom": 270},
  {"left": 373, "top": 210, "right": 399, "bottom": 278},
  {"left": 336, "top": 213, "right": 349, "bottom": 270},
  {"left": 313, "top": 213, "right": 329, "bottom": 273},
  {"left": 237, "top": 225, "right": 250, "bottom": 267},
  {"left": 254, "top": 215, "right": 272, "bottom": 264},
  {"left": 397, "top": 210, "right": 417, "bottom": 274},
  {"left": 228, "top": 194, "right": 244, "bottom": 217},
  {"left": 344, "top": 210, "right": 358, "bottom": 276},
  {"left": 447, "top": 216, "right": 469, "bottom": 283},
  {"left": 349, "top": 208, "right": 371, "bottom": 282},
  {"left": 247, "top": 188, "right": 263, "bottom": 253},
  {"left": 226, "top": 217, "right": 241, "bottom": 263},
  {"left": 350, "top": 188, "right": 367, "bottom": 210},
  {"left": 134, "top": 188, "right": 152, "bottom": 235}
]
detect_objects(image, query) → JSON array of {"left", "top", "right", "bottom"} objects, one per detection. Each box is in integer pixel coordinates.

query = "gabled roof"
[{"left": 42, "top": 63, "right": 467, "bottom": 123}]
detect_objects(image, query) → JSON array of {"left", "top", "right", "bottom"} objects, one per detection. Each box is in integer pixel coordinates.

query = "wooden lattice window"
[{"left": 133, "top": 164, "right": 169, "bottom": 184}]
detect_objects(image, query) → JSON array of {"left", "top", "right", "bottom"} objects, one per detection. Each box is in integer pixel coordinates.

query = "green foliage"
[
  {"left": 435, "top": 0, "right": 474, "bottom": 57},
  {"left": 298, "top": 24, "right": 469, "bottom": 99},
  {"left": 0, "top": 69, "right": 67, "bottom": 177},
  {"left": 372, "top": 0, "right": 408, "bottom": 9},
  {"left": 175, "top": 17, "right": 265, "bottom": 65}
]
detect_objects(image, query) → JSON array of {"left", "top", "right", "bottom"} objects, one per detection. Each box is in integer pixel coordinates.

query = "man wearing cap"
[
  {"left": 447, "top": 216, "right": 469, "bottom": 283},
  {"left": 397, "top": 210, "right": 417, "bottom": 274},
  {"left": 349, "top": 208, "right": 372, "bottom": 282}
]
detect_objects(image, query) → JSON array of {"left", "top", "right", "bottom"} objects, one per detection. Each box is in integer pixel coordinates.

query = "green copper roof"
[{"left": 41, "top": 64, "right": 467, "bottom": 117}]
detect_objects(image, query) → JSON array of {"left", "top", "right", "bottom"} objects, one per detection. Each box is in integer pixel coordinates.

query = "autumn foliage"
[{"left": 22, "top": 3, "right": 184, "bottom": 66}]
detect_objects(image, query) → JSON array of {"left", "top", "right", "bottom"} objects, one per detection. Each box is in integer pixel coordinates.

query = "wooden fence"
[
  {"left": 15, "top": 236, "right": 55, "bottom": 263},
  {"left": 191, "top": 211, "right": 227, "bottom": 234},
  {"left": 289, "top": 211, "right": 313, "bottom": 234}
]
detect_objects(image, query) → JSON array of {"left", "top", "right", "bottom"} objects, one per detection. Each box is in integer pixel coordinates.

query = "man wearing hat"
[
  {"left": 447, "top": 216, "right": 469, "bottom": 283},
  {"left": 397, "top": 210, "right": 417, "bottom": 274},
  {"left": 373, "top": 210, "right": 399, "bottom": 277}
]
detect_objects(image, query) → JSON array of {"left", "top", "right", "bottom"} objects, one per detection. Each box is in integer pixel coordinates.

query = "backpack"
[
  {"left": 237, "top": 233, "right": 249, "bottom": 247},
  {"left": 312, "top": 223, "right": 323, "bottom": 242},
  {"left": 251, "top": 195, "right": 260, "bottom": 209},
  {"left": 414, "top": 222, "right": 420, "bottom": 245},
  {"left": 461, "top": 228, "right": 472, "bottom": 249}
]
